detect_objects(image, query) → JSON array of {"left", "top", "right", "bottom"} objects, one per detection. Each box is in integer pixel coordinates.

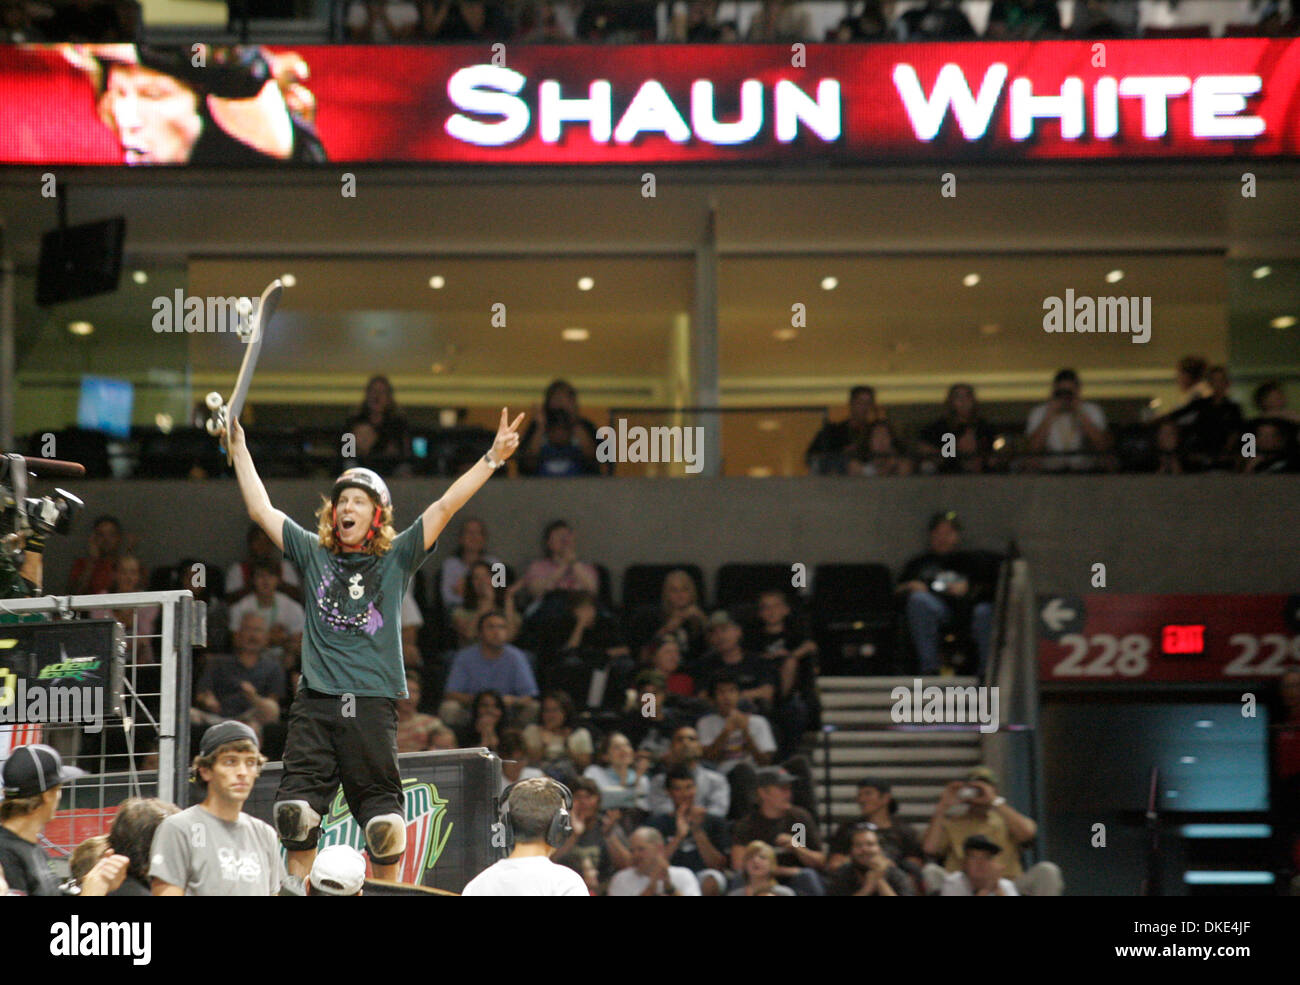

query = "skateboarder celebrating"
[{"left": 222, "top": 408, "right": 524, "bottom": 882}]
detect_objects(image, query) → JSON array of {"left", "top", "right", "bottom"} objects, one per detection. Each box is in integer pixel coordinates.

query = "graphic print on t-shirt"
[
  {"left": 314, "top": 554, "right": 386, "bottom": 636},
  {"left": 218, "top": 846, "right": 265, "bottom": 884}
]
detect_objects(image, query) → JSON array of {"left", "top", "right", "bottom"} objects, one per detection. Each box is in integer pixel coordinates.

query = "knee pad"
[
  {"left": 274, "top": 800, "right": 322, "bottom": 850},
  {"left": 364, "top": 813, "right": 406, "bottom": 865}
]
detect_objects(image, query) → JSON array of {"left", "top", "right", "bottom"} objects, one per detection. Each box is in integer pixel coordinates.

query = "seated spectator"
[
  {"left": 645, "top": 634, "right": 694, "bottom": 698},
  {"left": 519, "top": 380, "right": 600, "bottom": 477},
  {"left": 646, "top": 764, "right": 731, "bottom": 874},
  {"left": 511, "top": 0, "right": 578, "bottom": 42},
  {"left": 547, "top": 590, "right": 626, "bottom": 672},
  {"left": 805, "top": 385, "right": 884, "bottom": 475},
  {"left": 89, "top": 554, "right": 158, "bottom": 664},
  {"left": 343, "top": 374, "right": 410, "bottom": 474},
  {"left": 106, "top": 797, "right": 180, "bottom": 896},
  {"left": 917, "top": 383, "right": 999, "bottom": 474},
  {"left": 1252, "top": 380, "right": 1300, "bottom": 432},
  {"left": 670, "top": 0, "right": 722, "bottom": 42},
  {"left": 744, "top": 0, "right": 810, "bottom": 41},
  {"left": 985, "top": 0, "right": 1061, "bottom": 39},
  {"left": 1240, "top": 418, "right": 1300, "bottom": 474},
  {"left": 396, "top": 670, "right": 445, "bottom": 753},
  {"left": 194, "top": 612, "right": 286, "bottom": 739},
  {"left": 438, "top": 517, "right": 501, "bottom": 610},
  {"left": 551, "top": 776, "right": 631, "bottom": 891},
  {"left": 440, "top": 611, "right": 539, "bottom": 727},
  {"left": 747, "top": 589, "right": 819, "bottom": 757},
  {"left": 1152, "top": 418, "right": 1186, "bottom": 474},
  {"left": 696, "top": 611, "right": 775, "bottom": 711},
  {"left": 896, "top": 511, "right": 995, "bottom": 675},
  {"left": 1025, "top": 368, "right": 1112, "bottom": 472},
  {"left": 727, "top": 841, "right": 795, "bottom": 896},
  {"left": 345, "top": 0, "right": 419, "bottom": 40},
  {"left": 456, "top": 689, "right": 506, "bottom": 752},
  {"left": 430, "top": 724, "right": 458, "bottom": 750},
  {"left": 519, "top": 519, "right": 600, "bottom": 606},
  {"left": 575, "top": 0, "right": 656, "bottom": 43},
  {"left": 937, "top": 834, "right": 1019, "bottom": 896},
  {"left": 225, "top": 522, "right": 302, "bottom": 604},
  {"left": 1069, "top": 0, "right": 1138, "bottom": 38},
  {"left": 607, "top": 827, "right": 701, "bottom": 896},
  {"left": 401, "top": 581, "right": 425, "bottom": 668},
  {"left": 417, "top": 0, "right": 510, "bottom": 41},
  {"left": 622, "top": 670, "right": 697, "bottom": 765},
  {"left": 696, "top": 673, "right": 776, "bottom": 817},
  {"left": 66, "top": 514, "right": 124, "bottom": 595},
  {"left": 647, "top": 725, "right": 730, "bottom": 818},
  {"left": 583, "top": 732, "right": 651, "bottom": 812},
  {"left": 533, "top": 409, "right": 600, "bottom": 477},
  {"left": 544, "top": 593, "right": 634, "bottom": 711},
  {"left": 1175, "top": 365, "right": 1243, "bottom": 471},
  {"left": 849, "top": 420, "right": 914, "bottom": 476},
  {"left": 177, "top": 557, "right": 229, "bottom": 654},
  {"left": 892, "top": 0, "right": 975, "bottom": 40},
  {"left": 626, "top": 569, "right": 708, "bottom": 667},
  {"left": 921, "top": 767, "right": 1063, "bottom": 896},
  {"left": 522, "top": 690, "right": 594, "bottom": 774},
  {"left": 1152, "top": 354, "right": 1212, "bottom": 420},
  {"left": 730, "top": 767, "right": 825, "bottom": 896},
  {"left": 826, "top": 824, "right": 914, "bottom": 896},
  {"left": 833, "top": 0, "right": 888, "bottom": 41},
  {"left": 451, "top": 559, "right": 522, "bottom": 647},
  {"left": 228, "top": 557, "right": 304, "bottom": 664},
  {"left": 827, "top": 778, "right": 925, "bottom": 876},
  {"left": 498, "top": 728, "right": 545, "bottom": 789}
]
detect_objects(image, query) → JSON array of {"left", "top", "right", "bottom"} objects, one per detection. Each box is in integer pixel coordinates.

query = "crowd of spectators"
[{"left": 0, "top": 0, "right": 139, "bottom": 42}]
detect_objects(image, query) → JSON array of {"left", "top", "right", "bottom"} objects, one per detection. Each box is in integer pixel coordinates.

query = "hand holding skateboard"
[{"left": 205, "top": 279, "right": 283, "bottom": 464}]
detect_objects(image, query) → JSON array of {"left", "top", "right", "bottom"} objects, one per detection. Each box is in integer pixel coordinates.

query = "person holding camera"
[
  {"left": 1025, "top": 367, "right": 1112, "bottom": 472},
  {"left": 921, "top": 766, "right": 1063, "bottom": 896},
  {"left": 518, "top": 380, "right": 601, "bottom": 476}
]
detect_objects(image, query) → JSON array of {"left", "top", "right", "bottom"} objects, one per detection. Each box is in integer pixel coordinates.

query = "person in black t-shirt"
[
  {"left": 106, "top": 797, "right": 181, "bottom": 897},
  {"left": 746, "top": 590, "right": 820, "bottom": 758},
  {"left": 896, "top": 511, "right": 994, "bottom": 675},
  {"left": 696, "top": 610, "right": 776, "bottom": 712},
  {"left": 827, "top": 778, "right": 925, "bottom": 892},
  {"left": 916, "top": 383, "right": 999, "bottom": 474},
  {"left": 825, "top": 825, "right": 914, "bottom": 897},
  {"left": 805, "top": 385, "right": 884, "bottom": 475},
  {"left": 343, "top": 375, "right": 411, "bottom": 475},
  {"left": 1174, "top": 365, "right": 1244, "bottom": 471}
]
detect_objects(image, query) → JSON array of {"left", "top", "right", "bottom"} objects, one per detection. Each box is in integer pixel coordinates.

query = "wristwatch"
[
  {"left": 992, "top": 796, "right": 1007, "bottom": 807},
  {"left": 483, "top": 450, "right": 502, "bottom": 470}
]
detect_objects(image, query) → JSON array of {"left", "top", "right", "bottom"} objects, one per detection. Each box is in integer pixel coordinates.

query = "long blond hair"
[{"left": 314, "top": 495, "right": 396, "bottom": 555}]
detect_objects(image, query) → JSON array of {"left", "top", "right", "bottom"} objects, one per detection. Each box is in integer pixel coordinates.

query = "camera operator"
[
  {"left": 1024, "top": 368, "right": 1112, "bottom": 472},
  {"left": 0, "top": 457, "right": 84, "bottom": 601},
  {"left": 518, "top": 380, "right": 600, "bottom": 476}
]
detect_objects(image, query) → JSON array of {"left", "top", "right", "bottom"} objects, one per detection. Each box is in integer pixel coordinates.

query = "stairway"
[{"left": 811, "top": 676, "right": 984, "bottom": 827}]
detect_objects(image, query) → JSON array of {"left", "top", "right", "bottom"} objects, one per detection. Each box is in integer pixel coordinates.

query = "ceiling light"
[
  {"left": 757, "top": 419, "right": 781, "bottom": 431},
  {"left": 979, "top": 323, "right": 1000, "bottom": 335},
  {"left": 562, "top": 328, "right": 590, "bottom": 341},
  {"left": 1194, "top": 720, "right": 1214, "bottom": 728},
  {"left": 747, "top": 466, "right": 773, "bottom": 478},
  {"left": 430, "top": 362, "right": 446, "bottom": 373},
  {"left": 577, "top": 277, "right": 594, "bottom": 291},
  {"left": 772, "top": 328, "right": 797, "bottom": 341},
  {"left": 1105, "top": 269, "right": 1124, "bottom": 284},
  {"left": 280, "top": 273, "right": 296, "bottom": 287},
  {"left": 962, "top": 273, "right": 980, "bottom": 287},
  {"left": 68, "top": 321, "right": 94, "bottom": 336},
  {"left": 132, "top": 270, "right": 148, "bottom": 285},
  {"left": 820, "top": 276, "right": 838, "bottom": 291},
  {"left": 1271, "top": 315, "right": 1296, "bottom": 329},
  {"left": 1180, "top": 756, "right": 1197, "bottom": 765},
  {"left": 429, "top": 275, "right": 446, "bottom": 289},
  {"left": 1252, "top": 266, "right": 1272, "bottom": 279}
]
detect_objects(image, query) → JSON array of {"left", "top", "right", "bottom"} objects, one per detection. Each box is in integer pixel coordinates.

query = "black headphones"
[{"left": 499, "top": 778, "right": 573, "bottom": 849}]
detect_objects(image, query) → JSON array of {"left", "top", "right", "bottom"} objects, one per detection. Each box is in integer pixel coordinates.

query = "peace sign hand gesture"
[{"left": 491, "top": 407, "right": 526, "bottom": 464}]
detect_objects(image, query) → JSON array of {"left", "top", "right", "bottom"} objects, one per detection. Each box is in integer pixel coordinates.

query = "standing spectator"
[
  {"left": 985, "top": 0, "right": 1061, "bottom": 39},
  {"left": 343, "top": 375, "right": 410, "bottom": 473},
  {"left": 849, "top": 420, "right": 914, "bottom": 476},
  {"left": 438, "top": 517, "right": 501, "bottom": 609},
  {"left": 896, "top": 511, "right": 994, "bottom": 675},
  {"left": 522, "top": 690, "right": 594, "bottom": 774},
  {"left": 440, "top": 611, "right": 539, "bottom": 727},
  {"left": 227, "top": 557, "right": 305, "bottom": 664},
  {"left": 451, "top": 559, "right": 522, "bottom": 646},
  {"left": 806, "top": 385, "right": 885, "bottom": 474},
  {"left": 1025, "top": 368, "right": 1112, "bottom": 472},
  {"left": 938, "top": 835, "right": 1019, "bottom": 896},
  {"left": 396, "top": 670, "right": 444, "bottom": 753},
  {"left": 917, "top": 383, "right": 999, "bottom": 474},
  {"left": 607, "top": 827, "right": 701, "bottom": 896},
  {"left": 696, "top": 610, "right": 776, "bottom": 711},
  {"left": 646, "top": 725, "right": 730, "bottom": 818},
  {"left": 345, "top": 0, "right": 419, "bottom": 40},
  {"left": 66, "top": 514, "right": 124, "bottom": 595},
  {"left": 697, "top": 673, "right": 777, "bottom": 818},
  {"left": 519, "top": 380, "right": 600, "bottom": 477},
  {"left": 727, "top": 841, "right": 795, "bottom": 896},
  {"left": 551, "top": 776, "right": 631, "bottom": 890},
  {"left": 825, "top": 825, "right": 914, "bottom": 896},
  {"left": 892, "top": 0, "right": 975, "bottom": 40},
  {"left": 225, "top": 522, "right": 302, "bottom": 604},
  {"left": 1176, "top": 365, "right": 1244, "bottom": 470},
  {"left": 583, "top": 732, "right": 651, "bottom": 812},
  {"left": 107, "top": 797, "right": 180, "bottom": 896},
  {"left": 646, "top": 764, "right": 731, "bottom": 875},
  {"left": 921, "top": 767, "right": 1063, "bottom": 896},
  {"left": 627, "top": 569, "right": 708, "bottom": 668},
  {"left": 730, "top": 767, "right": 825, "bottom": 896},
  {"left": 745, "top": 0, "right": 810, "bottom": 41},
  {"left": 827, "top": 778, "right": 925, "bottom": 875}
]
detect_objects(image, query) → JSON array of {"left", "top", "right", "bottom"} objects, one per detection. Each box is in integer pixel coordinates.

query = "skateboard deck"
[{"left": 205, "top": 278, "right": 283, "bottom": 464}]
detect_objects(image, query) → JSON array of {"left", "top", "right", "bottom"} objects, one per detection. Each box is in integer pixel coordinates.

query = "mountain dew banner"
[{"left": 247, "top": 748, "right": 501, "bottom": 894}]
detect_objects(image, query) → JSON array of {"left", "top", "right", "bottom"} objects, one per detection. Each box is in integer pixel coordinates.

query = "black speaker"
[{"left": 36, "top": 216, "right": 126, "bottom": 306}]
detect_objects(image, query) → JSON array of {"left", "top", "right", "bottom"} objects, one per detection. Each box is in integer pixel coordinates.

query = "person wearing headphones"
[{"left": 461, "top": 777, "right": 589, "bottom": 896}]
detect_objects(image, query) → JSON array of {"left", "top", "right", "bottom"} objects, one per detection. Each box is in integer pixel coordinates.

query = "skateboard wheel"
[
  {"left": 205, "top": 391, "right": 223, "bottom": 411},
  {"left": 205, "top": 418, "right": 221, "bottom": 436}
]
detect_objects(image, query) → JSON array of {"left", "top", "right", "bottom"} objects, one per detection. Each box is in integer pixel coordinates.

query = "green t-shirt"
[{"left": 281, "top": 514, "right": 436, "bottom": 699}]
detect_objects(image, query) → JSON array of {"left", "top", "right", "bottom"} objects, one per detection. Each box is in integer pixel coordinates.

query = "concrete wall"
[{"left": 33, "top": 474, "right": 1298, "bottom": 601}]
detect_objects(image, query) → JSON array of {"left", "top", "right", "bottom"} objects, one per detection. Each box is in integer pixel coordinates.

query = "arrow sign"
[{"left": 1039, "top": 595, "right": 1085, "bottom": 639}]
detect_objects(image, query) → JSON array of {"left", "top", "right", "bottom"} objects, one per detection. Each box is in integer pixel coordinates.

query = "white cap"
[{"left": 309, "top": 845, "right": 367, "bottom": 896}]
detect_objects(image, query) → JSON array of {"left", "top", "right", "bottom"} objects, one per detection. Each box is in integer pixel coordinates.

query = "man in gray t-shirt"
[{"left": 151, "top": 721, "right": 285, "bottom": 896}]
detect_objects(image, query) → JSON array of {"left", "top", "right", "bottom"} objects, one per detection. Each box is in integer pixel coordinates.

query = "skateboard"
[{"left": 204, "top": 278, "right": 283, "bottom": 464}]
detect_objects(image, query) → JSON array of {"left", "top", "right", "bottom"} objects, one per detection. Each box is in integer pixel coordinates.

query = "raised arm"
[
  {"left": 226, "top": 417, "right": 288, "bottom": 551},
  {"left": 421, "top": 408, "right": 524, "bottom": 552}
]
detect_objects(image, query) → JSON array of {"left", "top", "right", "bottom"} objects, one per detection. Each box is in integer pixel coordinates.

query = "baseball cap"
[
  {"left": 755, "top": 767, "right": 796, "bottom": 788},
  {"left": 199, "top": 720, "right": 260, "bottom": 758},
  {"left": 309, "top": 845, "right": 367, "bottom": 896},
  {"left": 963, "top": 834, "right": 1002, "bottom": 856},
  {"left": 708, "top": 609, "right": 738, "bottom": 628},
  {"left": 929, "top": 510, "right": 962, "bottom": 532},
  {"left": 966, "top": 766, "right": 999, "bottom": 788},
  {"left": 634, "top": 669, "right": 666, "bottom": 690},
  {"left": 2, "top": 744, "right": 85, "bottom": 798}
]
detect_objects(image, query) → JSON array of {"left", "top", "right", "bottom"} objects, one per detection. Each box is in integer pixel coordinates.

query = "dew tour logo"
[{"left": 307, "top": 778, "right": 452, "bottom": 885}]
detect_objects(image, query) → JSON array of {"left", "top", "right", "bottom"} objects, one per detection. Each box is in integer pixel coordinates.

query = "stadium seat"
[
  {"left": 714, "top": 562, "right": 795, "bottom": 612},
  {"left": 812, "top": 563, "right": 895, "bottom": 673},
  {"left": 620, "top": 563, "right": 706, "bottom": 611}
]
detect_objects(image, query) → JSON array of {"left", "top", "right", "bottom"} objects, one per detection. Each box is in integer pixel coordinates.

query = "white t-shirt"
[
  {"left": 940, "top": 870, "right": 1020, "bottom": 896},
  {"left": 402, "top": 583, "right": 424, "bottom": 629},
  {"left": 228, "top": 590, "right": 306, "bottom": 636},
  {"left": 460, "top": 855, "right": 589, "bottom": 897},
  {"left": 695, "top": 712, "right": 778, "bottom": 775},
  {"left": 225, "top": 559, "right": 300, "bottom": 596},
  {"left": 608, "top": 865, "right": 702, "bottom": 896},
  {"left": 1025, "top": 401, "right": 1107, "bottom": 470}
]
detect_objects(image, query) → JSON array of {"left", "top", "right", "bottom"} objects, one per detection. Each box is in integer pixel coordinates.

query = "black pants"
[{"left": 275, "top": 689, "right": 402, "bottom": 854}]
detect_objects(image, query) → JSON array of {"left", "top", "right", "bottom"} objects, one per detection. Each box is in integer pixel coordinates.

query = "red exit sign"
[{"left": 1162, "top": 624, "right": 1206, "bottom": 655}]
